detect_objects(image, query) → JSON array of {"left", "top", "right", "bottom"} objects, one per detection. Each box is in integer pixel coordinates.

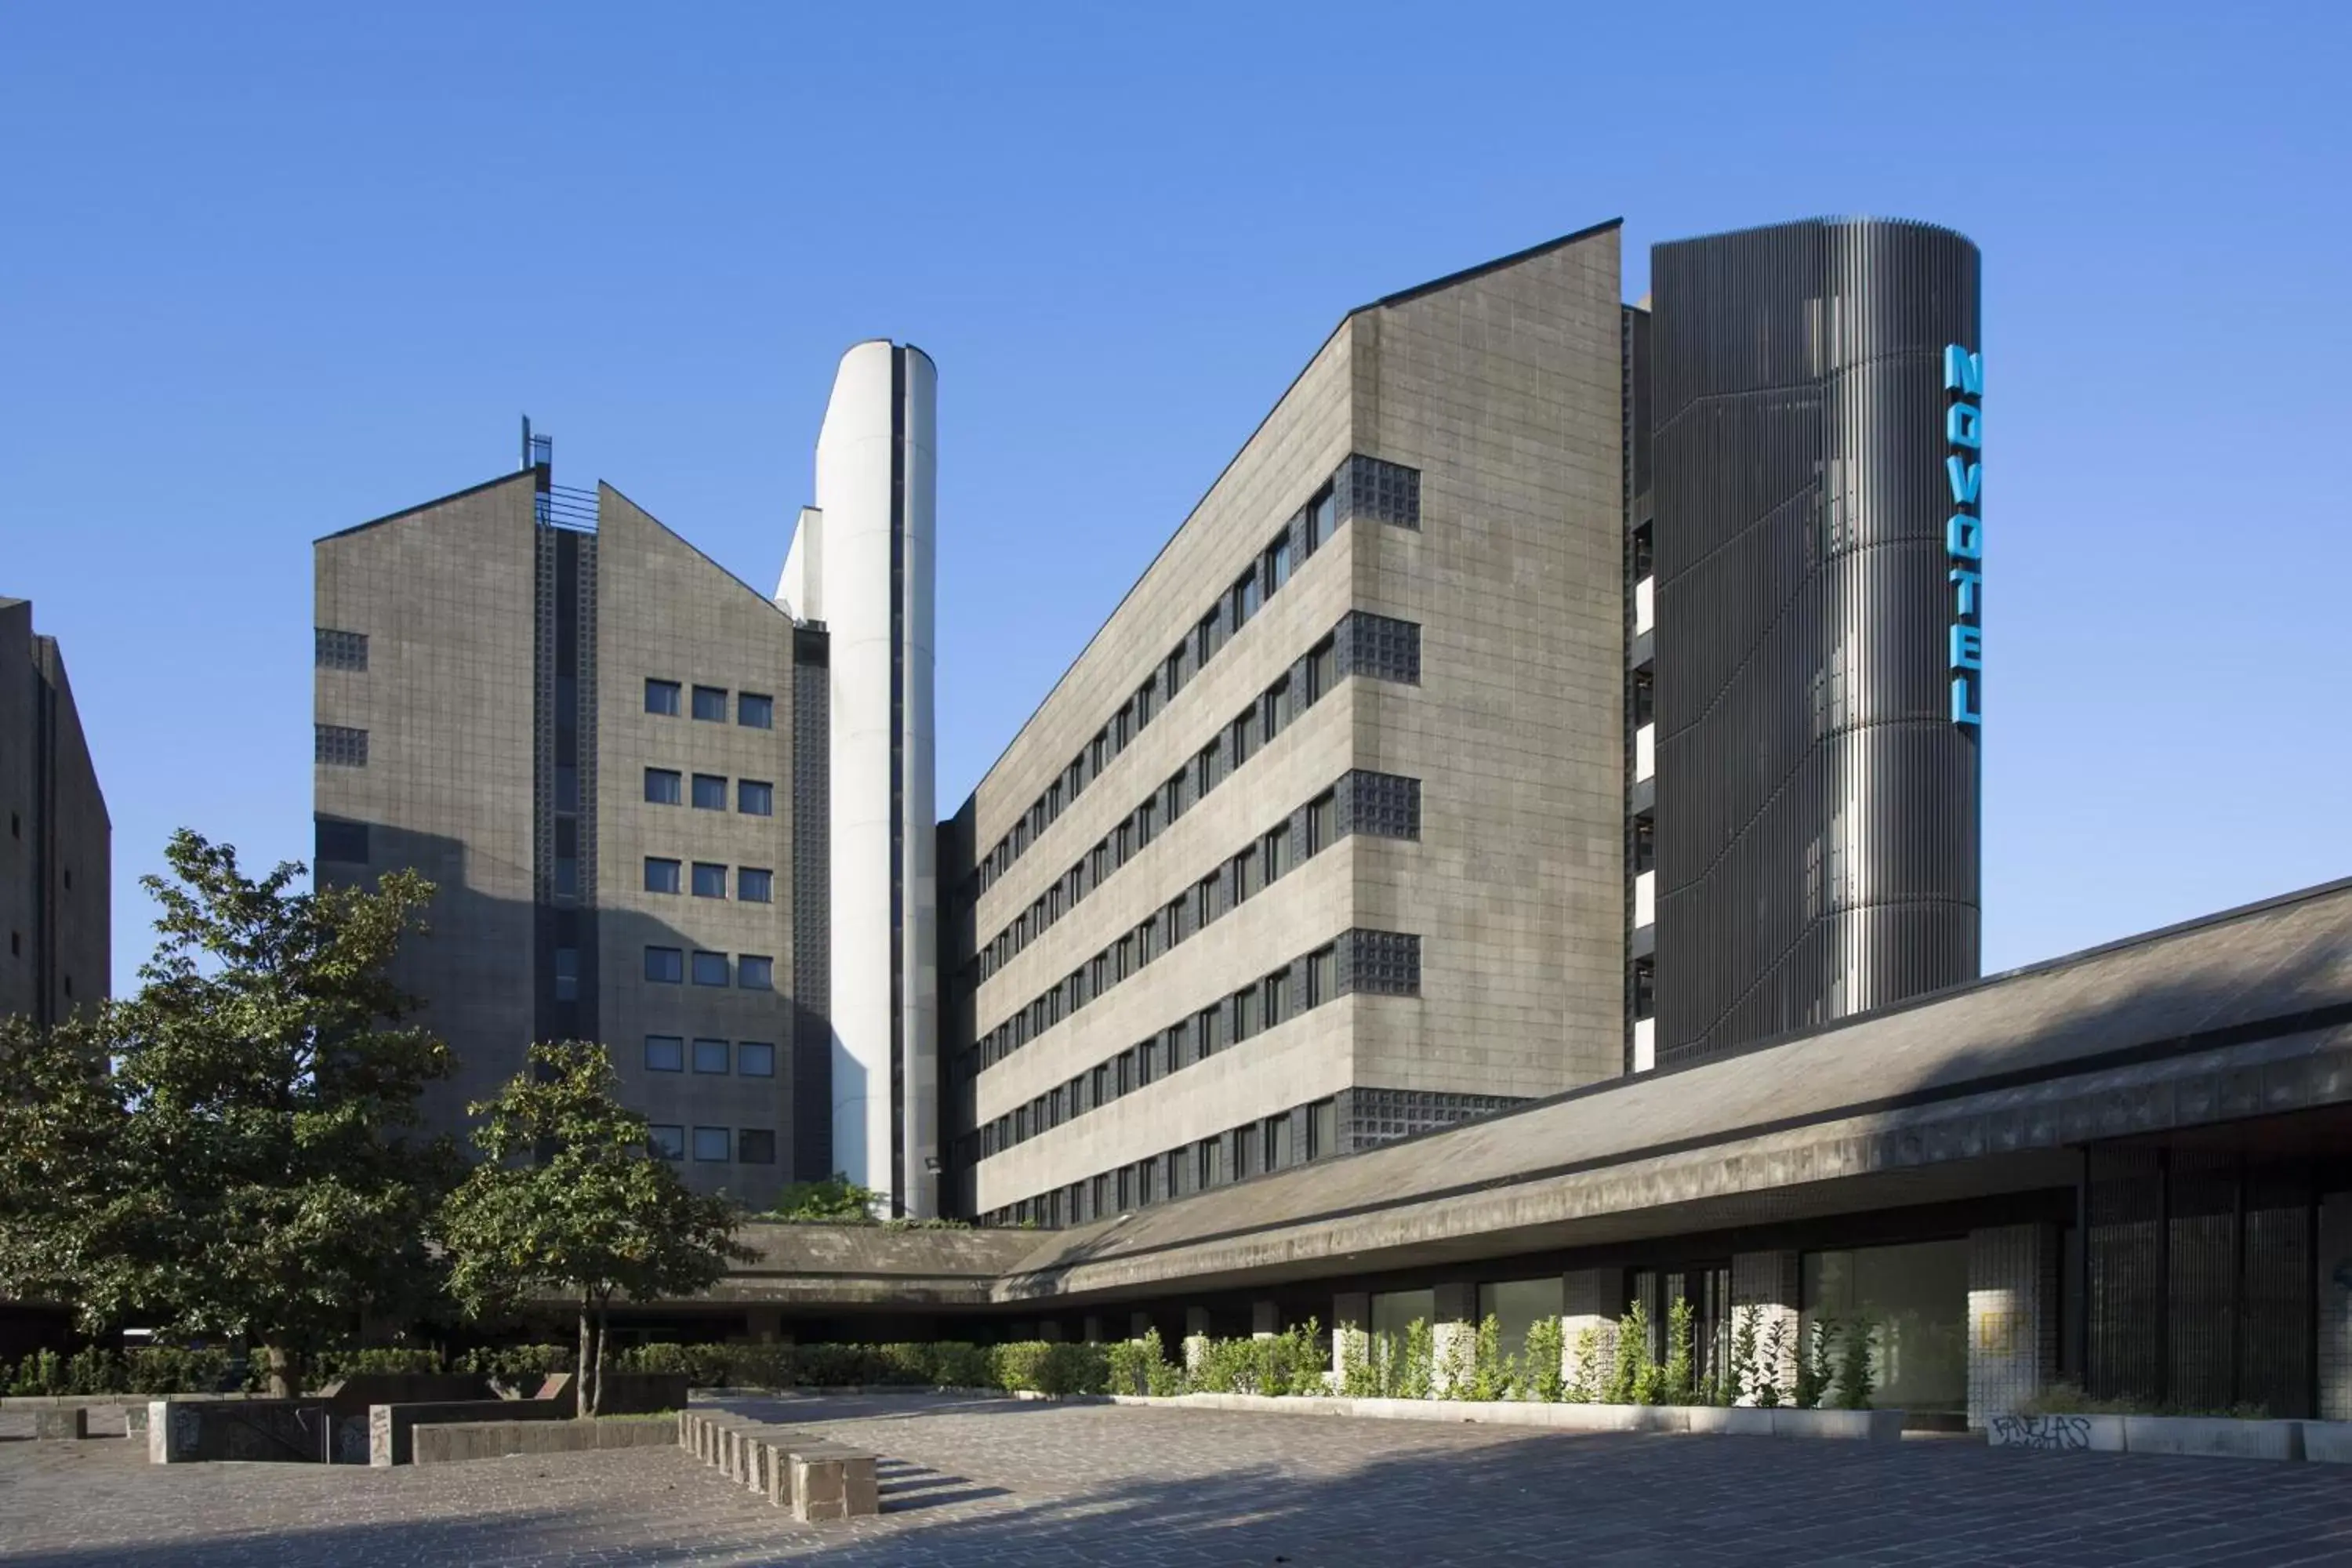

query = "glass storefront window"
[
  {"left": 1803, "top": 1239, "right": 1968, "bottom": 1413},
  {"left": 1479, "top": 1278, "right": 1566, "bottom": 1370}
]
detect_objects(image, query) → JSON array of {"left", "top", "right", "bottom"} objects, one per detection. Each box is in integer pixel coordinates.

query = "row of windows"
[
  {"left": 648, "top": 1124, "right": 776, "bottom": 1164},
  {"left": 979, "top": 1096, "right": 1341, "bottom": 1228},
  {"left": 643, "top": 1036, "right": 775, "bottom": 1076},
  {"left": 644, "top": 769, "right": 774, "bottom": 815},
  {"left": 974, "top": 452, "right": 1420, "bottom": 902},
  {"left": 644, "top": 678, "right": 775, "bottom": 730},
  {"left": 975, "top": 940, "right": 1343, "bottom": 1160},
  {"left": 975, "top": 630, "right": 1342, "bottom": 985},
  {"left": 644, "top": 858, "right": 773, "bottom": 902},
  {"left": 642, "top": 947, "right": 774, "bottom": 989},
  {"left": 973, "top": 766, "right": 1398, "bottom": 1075}
]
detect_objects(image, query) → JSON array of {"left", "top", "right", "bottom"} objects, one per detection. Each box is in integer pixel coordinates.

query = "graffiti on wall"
[{"left": 1988, "top": 1414, "right": 2092, "bottom": 1451}]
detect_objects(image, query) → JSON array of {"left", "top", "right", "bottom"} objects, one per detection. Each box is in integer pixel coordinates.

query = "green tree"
[
  {"left": 768, "top": 1173, "right": 886, "bottom": 1223},
  {"left": 0, "top": 831, "right": 455, "bottom": 1392},
  {"left": 440, "top": 1040, "right": 750, "bottom": 1415}
]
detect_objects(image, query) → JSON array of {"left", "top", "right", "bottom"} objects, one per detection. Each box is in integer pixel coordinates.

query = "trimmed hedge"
[{"left": 6, "top": 1347, "right": 234, "bottom": 1396}]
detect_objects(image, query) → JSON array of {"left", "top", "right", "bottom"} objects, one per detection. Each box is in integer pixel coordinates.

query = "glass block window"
[
  {"left": 691, "top": 862, "right": 728, "bottom": 898},
  {"left": 692, "top": 1037, "right": 731, "bottom": 1074},
  {"left": 738, "top": 1128, "right": 777, "bottom": 1164},
  {"left": 647, "top": 1124, "right": 685, "bottom": 1160},
  {"left": 737, "top": 867, "right": 773, "bottom": 903},
  {"left": 691, "top": 1126, "right": 730, "bottom": 1162},
  {"left": 1338, "top": 928, "right": 1421, "bottom": 996},
  {"left": 1339, "top": 770, "right": 1422, "bottom": 840},
  {"left": 737, "top": 954, "right": 774, "bottom": 990},
  {"left": 644, "top": 947, "right": 684, "bottom": 984},
  {"left": 314, "top": 628, "right": 368, "bottom": 670},
  {"left": 314, "top": 724, "right": 368, "bottom": 767},
  {"left": 691, "top": 685, "right": 728, "bottom": 721},
  {"left": 691, "top": 774, "right": 727, "bottom": 810},
  {"left": 644, "top": 768, "right": 682, "bottom": 805},
  {"left": 691, "top": 951, "right": 730, "bottom": 986},
  {"left": 1335, "top": 611, "right": 1421, "bottom": 685},
  {"left": 644, "top": 679, "right": 681, "bottom": 715},
  {"left": 738, "top": 1041, "right": 776, "bottom": 1078},
  {"left": 314, "top": 818, "right": 368, "bottom": 863},
  {"left": 644, "top": 857, "right": 681, "bottom": 894},
  {"left": 739, "top": 692, "right": 774, "bottom": 729},
  {"left": 644, "top": 1036, "right": 684, "bottom": 1073},
  {"left": 1336, "top": 453, "right": 1421, "bottom": 529},
  {"left": 738, "top": 779, "right": 775, "bottom": 816}
]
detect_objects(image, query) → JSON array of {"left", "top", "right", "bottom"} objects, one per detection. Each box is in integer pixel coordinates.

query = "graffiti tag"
[{"left": 1990, "top": 1414, "right": 2092, "bottom": 1451}]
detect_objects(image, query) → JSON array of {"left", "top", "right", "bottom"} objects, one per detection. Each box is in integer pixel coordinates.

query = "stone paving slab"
[{"left": 2, "top": 1392, "right": 2350, "bottom": 1566}]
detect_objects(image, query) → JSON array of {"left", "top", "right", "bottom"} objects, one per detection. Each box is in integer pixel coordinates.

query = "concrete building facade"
[
  {"left": 314, "top": 441, "right": 818, "bottom": 1207},
  {"left": 0, "top": 596, "right": 109, "bottom": 1024},
  {"left": 939, "top": 223, "right": 1630, "bottom": 1225}
]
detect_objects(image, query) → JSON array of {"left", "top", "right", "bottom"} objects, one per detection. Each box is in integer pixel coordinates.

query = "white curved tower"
[{"left": 779, "top": 341, "right": 938, "bottom": 1215}]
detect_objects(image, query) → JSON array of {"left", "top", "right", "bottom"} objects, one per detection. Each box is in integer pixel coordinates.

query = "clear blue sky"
[{"left": 3, "top": 2, "right": 2346, "bottom": 996}]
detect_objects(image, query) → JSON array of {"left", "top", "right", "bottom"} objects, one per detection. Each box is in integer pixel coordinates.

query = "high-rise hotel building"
[
  {"left": 314, "top": 344, "right": 938, "bottom": 1213},
  {"left": 938, "top": 216, "right": 1984, "bottom": 1224}
]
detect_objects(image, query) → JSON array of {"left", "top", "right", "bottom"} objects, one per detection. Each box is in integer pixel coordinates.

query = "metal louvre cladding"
[{"left": 1650, "top": 218, "right": 1981, "bottom": 1063}]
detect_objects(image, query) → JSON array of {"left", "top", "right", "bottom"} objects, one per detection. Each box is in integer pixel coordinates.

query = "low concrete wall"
[
  {"left": 1990, "top": 1412, "right": 2325, "bottom": 1461},
  {"left": 368, "top": 1398, "right": 571, "bottom": 1467},
  {"left": 148, "top": 1399, "right": 335, "bottom": 1464},
  {"left": 678, "top": 1409, "right": 880, "bottom": 1520},
  {"left": 411, "top": 1417, "right": 678, "bottom": 1465},
  {"left": 1109, "top": 1392, "right": 1906, "bottom": 1443}
]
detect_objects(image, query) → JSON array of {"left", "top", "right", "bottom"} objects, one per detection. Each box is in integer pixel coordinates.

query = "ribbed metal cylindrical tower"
[{"left": 1650, "top": 217, "right": 1981, "bottom": 1062}]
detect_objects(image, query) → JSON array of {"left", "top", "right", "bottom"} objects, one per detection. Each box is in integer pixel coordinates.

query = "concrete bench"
[
  {"left": 677, "top": 1409, "right": 879, "bottom": 1522},
  {"left": 34, "top": 1408, "right": 89, "bottom": 1440}
]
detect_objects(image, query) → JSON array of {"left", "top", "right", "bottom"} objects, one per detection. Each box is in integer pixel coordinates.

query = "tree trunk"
[
  {"left": 575, "top": 1298, "right": 592, "bottom": 1419},
  {"left": 592, "top": 1294, "right": 609, "bottom": 1419},
  {"left": 263, "top": 1345, "right": 292, "bottom": 1399}
]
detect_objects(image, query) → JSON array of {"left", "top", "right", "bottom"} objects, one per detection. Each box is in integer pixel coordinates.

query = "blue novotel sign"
[{"left": 1944, "top": 343, "right": 1983, "bottom": 729}]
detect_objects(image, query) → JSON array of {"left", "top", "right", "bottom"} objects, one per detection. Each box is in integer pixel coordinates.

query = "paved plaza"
[{"left": 5, "top": 1395, "right": 2352, "bottom": 1566}]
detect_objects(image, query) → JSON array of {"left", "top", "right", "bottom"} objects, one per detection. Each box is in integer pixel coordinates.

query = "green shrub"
[
  {"left": 310, "top": 1347, "right": 445, "bottom": 1384},
  {"left": 1606, "top": 1301, "right": 1651, "bottom": 1404},
  {"left": 126, "top": 1346, "right": 232, "bottom": 1395},
  {"left": 1396, "top": 1319, "right": 1435, "bottom": 1400},
  {"left": 1105, "top": 1331, "right": 1168, "bottom": 1396},
  {"left": 1521, "top": 1317, "right": 1565, "bottom": 1403},
  {"left": 991, "top": 1340, "right": 1106, "bottom": 1396},
  {"left": 1833, "top": 1319, "right": 1875, "bottom": 1410},
  {"left": 926, "top": 1341, "right": 996, "bottom": 1389},
  {"left": 1336, "top": 1327, "right": 1380, "bottom": 1398},
  {"left": 1662, "top": 1298, "right": 1696, "bottom": 1406},
  {"left": 1465, "top": 1315, "right": 1505, "bottom": 1402},
  {"left": 1565, "top": 1324, "right": 1603, "bottom": 1403},
  {"left": 455, "top": 1344, "right": 573, "bottom": 1384},
  {"left": 1794, "top": 1316, "right": 1835, "bottom": 1410}
]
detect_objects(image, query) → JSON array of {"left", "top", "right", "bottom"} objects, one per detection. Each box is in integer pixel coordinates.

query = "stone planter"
[
  {"left": 2302, "top": 1421, "right": 2352, "bottom": 1465},
  {"left": 1990, "top": 1411, "right": 2308, "bottom": 1461}
]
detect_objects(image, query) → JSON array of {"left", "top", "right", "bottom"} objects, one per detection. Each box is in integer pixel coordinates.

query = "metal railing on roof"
[{"left": 535, "top": 484, "right": 599, "bottom": 532}]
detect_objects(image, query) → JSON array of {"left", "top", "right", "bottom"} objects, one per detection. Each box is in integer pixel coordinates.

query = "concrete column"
[
  {"left": 2320, "top": 1193, "right": 2352, "bottom": 1422},
  {"left": 1562, "top": 1269, "right": 1619, "bottom": 1399},
  {"left": 1331, "top": 1291, "right": 1370, "bottom": 1389},
  {"left": 1183, "top": 1306, "right": 1212, "bottom": 1374},
  {"left": 1730, "top": 1251, "right": 1800, "bottom": 1405},
  {"left": 1968, "top": 1223, "right": 2060, "bottom": 1428},
  {"left": 1250, "top": 1301, "right": 1279, "bottom": 1340},
  {"left": 1432, "top": 1282, "right": 1478, "bottom": 1397}
]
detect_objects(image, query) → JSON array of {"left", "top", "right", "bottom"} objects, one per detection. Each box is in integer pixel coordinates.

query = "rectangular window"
[
  {"left": 1265, "top": 966, "right": 1291, "bottom": 1028},
  {"left": 738, "top": 692, "right": 775, "bottom": 729},
  {"left": 1235, "top": 1123, "right": 1258, "bottom": 1180},
  {"left": 737, "top": 867, "right": 774, "bottom": 903},
  {"left": 1271, "top": 1112, "right": 1294, "bottom": 1169},
  {"left": 1263, "top": 826, "right": 1289, "bottom": 882},
  {"left": 648, "top": 1124, "right": 685, "bottom": 1160},
  {"left": 1233, "top": 983, "right": 1258, "bottom": 1043},
  {"left": 692, "top": 774, "right": 728, "bottom": 810},
  {"left": 1269, "top": 531, "right": 1294, "bottom": 591},
  {"left": 691, "top": 684, "right": 728, "bottom": 721},
  {"left": 644, "top": 946, "right": 684, "bottom": 984},
  {"left": 1197, "top": 1136, "right": 1223, "bottom": 1190},
  {"left": 645, "top": 768, "right": 683, "bottom": 805},
  {"left": 691, "top": 1126, "right": 730, "bottom": 1162},
  {"left": 1197, "top": 1004, "right": 1225, "bottom": 1060},
  {"left": 644, "top": 1035, "right": 684, "bottom": 1073},
  {"left": 1307, "top": 790, "right": 1335, "bottom": 855},
  {"left": 738, "top": 1128, "right": 777, "bottom": 1164},
  {"left": 1117, "top": 1164, "right": 1134, "bottom": 1211},
  {"left": 315, "top": 818, "right": 368, "bottom": 863},
  {"left": 737, "top": 954, "right": 775, "bottom": 990},
  {"left": 738, "top": 1041, "right": 776, "bottom": 1077},
  {"left": 691, "top": 951, "right": 730, "bottom": 986},
  {"left": 1267, "top": 673, "right": 1293, "bottom": 737},
  {"left": 644, "top": 857, "right": 681, "bottom": 894},
  {"left": 314, "top": 628, "right": 369, "bottom": 671},
  {"left": 644, "top": 678, "right": 681, "bottom": 715},
  {"left": 738, "top": 779, "right": 775, "bottom": 816},
  {"left": 556, "top": 764, "right": 579, "bottom": 810},
  {"left": 553, "top": 946, "right": 579, "bottom": 1002},
  {"left": 1308, "top": 944, "right": 1337, "bottom": 1007},
  {"left": 1136, "top": 1158, "right": 1156, "bottom": 1206},
  {"left": 1233, "top": 568, "right": 1260, "bottom": 628},
  {"left": 1306, "top": 637, "right": 1337, "bottom": 702},
  {"left": 692, "top": 862, "right": 728, "bottom": 898},
  {"left": 1116, "top": 1051, "right": 1134, "bottom": 1097},
  {"left": 314, "top": 724, "right": 368, "bottom": 767},
  {"left": 1232, "top": 705, "right": 1258, "bottom": 768},
  {"left": 1308, "top": 484, "right": 1338, "bottom": 550},
  {"left": 1308, "top": 1098, "right": 1337, "bottom": 1160},
  {"left": 1235, "top": 845, "right": 1259, "bottom": 902},
  {"left": 692, "top": 1037, "right": 731, "bottom": 1074}
]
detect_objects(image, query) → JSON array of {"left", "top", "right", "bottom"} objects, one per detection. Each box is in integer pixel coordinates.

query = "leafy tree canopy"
[
  {"left": 768, "top": 1174, "right": 887, "bottom": 1224},
  {"left": 439, "top": 1039, "right": 749, "bottom": 1414},
  {"left": 0, "top": 829, "right": 456, "bottom": 1371}
]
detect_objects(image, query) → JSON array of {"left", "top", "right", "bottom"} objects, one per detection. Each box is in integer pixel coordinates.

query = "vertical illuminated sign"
[{"left": 1944, "top": 344, "right": 1983, "bottom": 729}]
